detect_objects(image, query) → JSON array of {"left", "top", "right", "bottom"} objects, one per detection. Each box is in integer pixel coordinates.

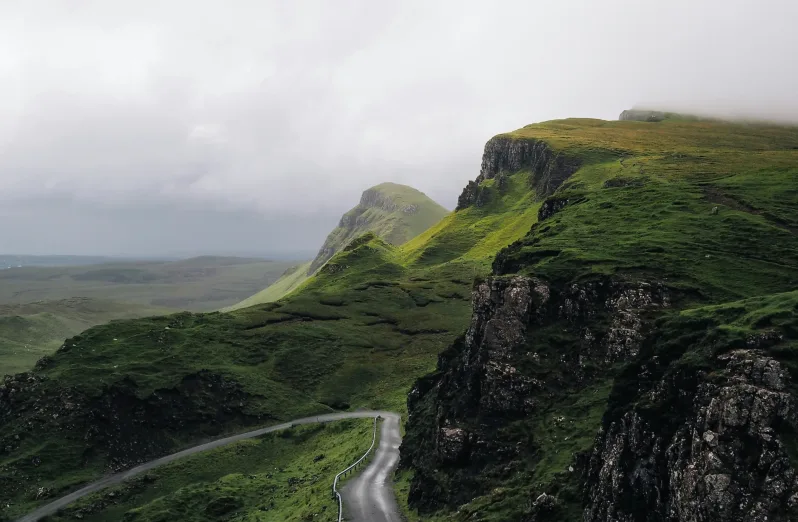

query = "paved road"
[
  {"left": 341, "top": 413, "right": 403, "bottom": 522},
  {"left": 15, "top": 410, "right": 398, "bottom": 522}
]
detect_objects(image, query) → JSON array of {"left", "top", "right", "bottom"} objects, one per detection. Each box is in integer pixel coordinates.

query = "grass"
[
  {"left": 305, "top": 182, "right": 449, "bottom": 275},
  {"left": 44, "top": 419, "right": 375, "bottom": 522},
  {"left": 3, "top": 116, "right": 798, "bottom": 521},
  {"left": 400, "top": 117, "right": 798, "bottom": 520},
  {"left": 0, "top": 298, "right": 169, "bottom": 376},
  {"left": 226, "top": 262, "right": 313, "bottom": 310},
  {"left": 494, "top": 119, "right": 798, "bottom": 304},
  {"left": 0, "top": 185, "right": 517, "bottom": 519},
  {"left": 228, "top": 183, "right": 449, "bottom": 310}
]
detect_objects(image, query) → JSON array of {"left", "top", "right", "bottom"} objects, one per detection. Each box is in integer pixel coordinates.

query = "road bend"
[
  {"left": 340, "top": 412, "right": 403, "bottom": 522},
  {"left": 15, "top": 410, "right": 398, "bottom": 522}
]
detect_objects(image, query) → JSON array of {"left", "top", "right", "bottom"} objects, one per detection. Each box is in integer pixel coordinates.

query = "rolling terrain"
[
  {"left": 0, "top": 299, "right": 169, "bottom": 376},
  {"left": 0, "top": 257, "right": 297, "bottom": 376},
  {"left": 228, "top": 182, "right": 449, "bottom": 309},
  {"left": 2, "top": 113, "right": 798, "bottom": 521},
  {"left": 0, "top": 256, "right": 297, "bottom": 311}
]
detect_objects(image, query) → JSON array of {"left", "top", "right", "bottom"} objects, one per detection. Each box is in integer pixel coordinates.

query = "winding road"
[
  {"left": 15, "top": 410, "right": 402, "bottom": 522},
  {"left": 341, "top": 413, "right": 403, "bottom": 522}
]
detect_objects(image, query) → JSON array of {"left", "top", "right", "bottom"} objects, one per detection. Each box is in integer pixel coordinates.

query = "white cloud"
[{"left": 0, "top": 0, "right": 797, "bottom": 254}]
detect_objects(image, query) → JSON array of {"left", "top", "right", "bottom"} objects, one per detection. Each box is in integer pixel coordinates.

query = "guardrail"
[{"left": 331, "top": 415, "right": 380, "bottom": 522}]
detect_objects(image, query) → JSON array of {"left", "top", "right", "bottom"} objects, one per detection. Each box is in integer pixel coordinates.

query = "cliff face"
[
  {"left": 402, "top": 275, "right": 798, "bottom": 521},
  {"left": 308, "top": 183, "right": 447, "bottom": 275},
  {"left": 456, "top": 136, "right": 580, "bottom": 210},
  {"left": 401, "top": 275, "right": 670, "bottom": 517},
  {"left": 402, "top": 119, "right": 798, "bottom": 521},
  {"left": 586, "top": 338, "right": 798, "bottom": 522}
]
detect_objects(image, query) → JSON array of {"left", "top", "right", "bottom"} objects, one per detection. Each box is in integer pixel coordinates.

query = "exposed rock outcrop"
[
  {"left": 619, "top": 109, "right": 669, "bottom": 122},
  {"left": 538, "top": 196, "right": 572, "bottom": 221},
  {"left": 403, "top": 266, "right": 798, "bottom": 520},
  {"left": 456, "top": 136, "right": 581, "bottom": 210},
  {"left": 585, "top": 347, "right": 798, "bottom": 522},
  {"left": 401, "top": 275, "right": 668, "bottom": 513}
]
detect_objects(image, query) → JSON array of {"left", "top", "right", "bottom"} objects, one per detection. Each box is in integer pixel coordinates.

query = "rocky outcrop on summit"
[
  {"left": 307, "top": 183, "right": 447, "bottom": 274},
  {"left": 456, "top": 136, "right": 580, "bottom": 210},
  {"left": 401, "top": 275, "right": 669, "bottom": 514},
  {"left": 619, "top": 109, "right": 669, "bottom": 122}
]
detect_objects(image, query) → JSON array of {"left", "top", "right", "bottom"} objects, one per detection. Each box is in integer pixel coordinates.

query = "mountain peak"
[{"left": 307, "top": 183, "right": 448, "bottom": 275}]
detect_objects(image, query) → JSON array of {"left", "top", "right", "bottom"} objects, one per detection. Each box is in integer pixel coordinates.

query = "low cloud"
[{"left": 1, "top": 0, "right": 796, "bottom": 255}]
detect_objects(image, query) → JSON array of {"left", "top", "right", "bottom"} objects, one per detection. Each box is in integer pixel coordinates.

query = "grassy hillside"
[
  {"left": 226, "top": 262, "right": 312, "bottom": 311},
  {"left": 400, "top": 117, "right": 798, "bottom": 521},
  {"left": 229, "top": 182, "right": 449, "bottom": 309},
  {"left": 0, "top": 298, "right": 169, "bottom": 376},
  {"left": 0, "top": 175, "right": 529, "bottom": 520},
  {"left": 306, "top": 182, "right": 449, "bottom": 274},
  {"left": 0, "top": 256, "right": 296, "bottom": 312},
  {"left": 46, "top": 418, "right": 375, "bottom": 522},
  {"left": 2, "top": 116, "right": 797, "bottom": 520}
]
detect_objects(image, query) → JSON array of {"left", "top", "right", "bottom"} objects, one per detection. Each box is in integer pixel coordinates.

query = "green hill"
[
  {"left": 2, "top": 115, "right": 798, "bottom": 521},
  {"left": 226, "top": 261, "right": 313, "bottom": 310},
  {"left": 0, "top": 298, "right": 170, "bottom": 376},
  {"left": 0, "top": 257, "right": 296, "bottom": 375},
  {"left": 227, "top": 182, "right": 449, "bottom": 309},
  {"left": 308, "top": 182, "right": 449, "bottom": 274}
]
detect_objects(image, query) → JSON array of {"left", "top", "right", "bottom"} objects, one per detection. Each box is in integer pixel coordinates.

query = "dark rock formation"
[
  {"left": 538, "top": 196, "right": 572, "bottom": 221},
  {"left": 585, "top": 347, "right": 798, "bottom": 522},
  {"left": 457, "top": 180, "right": 480, "bottom": 210},
  {"left": 401, "top": 275, "right": 669, "bottom": 513},
  {"left": 403, "top": 265, "right": 798, "bottom": 520},
  {"left": 619, "top": 109, "right": 669, "bottom": 122},
  {"left": 456, "top": 136, "right": 581, "bottom": 210}
]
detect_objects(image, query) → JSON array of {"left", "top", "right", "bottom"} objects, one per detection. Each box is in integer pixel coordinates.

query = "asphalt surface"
[
  {"left": 340, "top": 413, "right": 403, "bottom": 522},
  {"left": 15, "top": 410, "right": 399, "bottom": 522}
]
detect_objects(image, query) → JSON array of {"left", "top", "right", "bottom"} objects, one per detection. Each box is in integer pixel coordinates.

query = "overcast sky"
[{"left": 1, "top": 0, "right": 797, "bottom": 257}]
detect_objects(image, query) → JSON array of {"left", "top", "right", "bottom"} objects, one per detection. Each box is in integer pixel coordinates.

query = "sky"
[{"left": 1, "top": 0, "right": 797, "bottom": 257}]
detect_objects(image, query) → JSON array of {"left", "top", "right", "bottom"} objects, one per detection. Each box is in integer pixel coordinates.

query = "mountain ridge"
[
  {"left": 2, "top": 113, "right": 798, "bottom": 521},
  {"left": 307, "top": 182, "right": 449, "bottom": 274},
  {"left": 227, "top": 182, "right": 449, "bottom": 309}
]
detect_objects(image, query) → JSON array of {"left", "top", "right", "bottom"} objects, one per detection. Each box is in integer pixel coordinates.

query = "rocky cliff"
[
  {"left": 308, "top": 182, "right": 448, "bottom": 274},
  {"left": 402, "top": 117, "right": 798, "bottom": 521},
  {"left": 401, "top": 275, "right": 671, "bottom": 519},
  {"left": 456, "top": 136, "right": 580, "bottom": 210},
  {"left": 402, "top": 274, "right": 798, "bottom": 521}
]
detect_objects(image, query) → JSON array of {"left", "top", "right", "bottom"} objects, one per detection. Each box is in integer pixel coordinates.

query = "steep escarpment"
[
  {"left": 308, "top": 182, "right": 448, "bottom": 274},
  {"left": 586, "top": 338, "right": 798, "bottom": 522},
  {"left": 456, "top": 136, "right": 580, "bottom": 210},
  {"left": 404, "top": 279, "right": 798, "bottom": 521},
  {"left": 402, "top": 116, "right": 798, "bottom": 521},
  {"left": 402, "top": 275, "right": 671, "bottom": 519}
]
